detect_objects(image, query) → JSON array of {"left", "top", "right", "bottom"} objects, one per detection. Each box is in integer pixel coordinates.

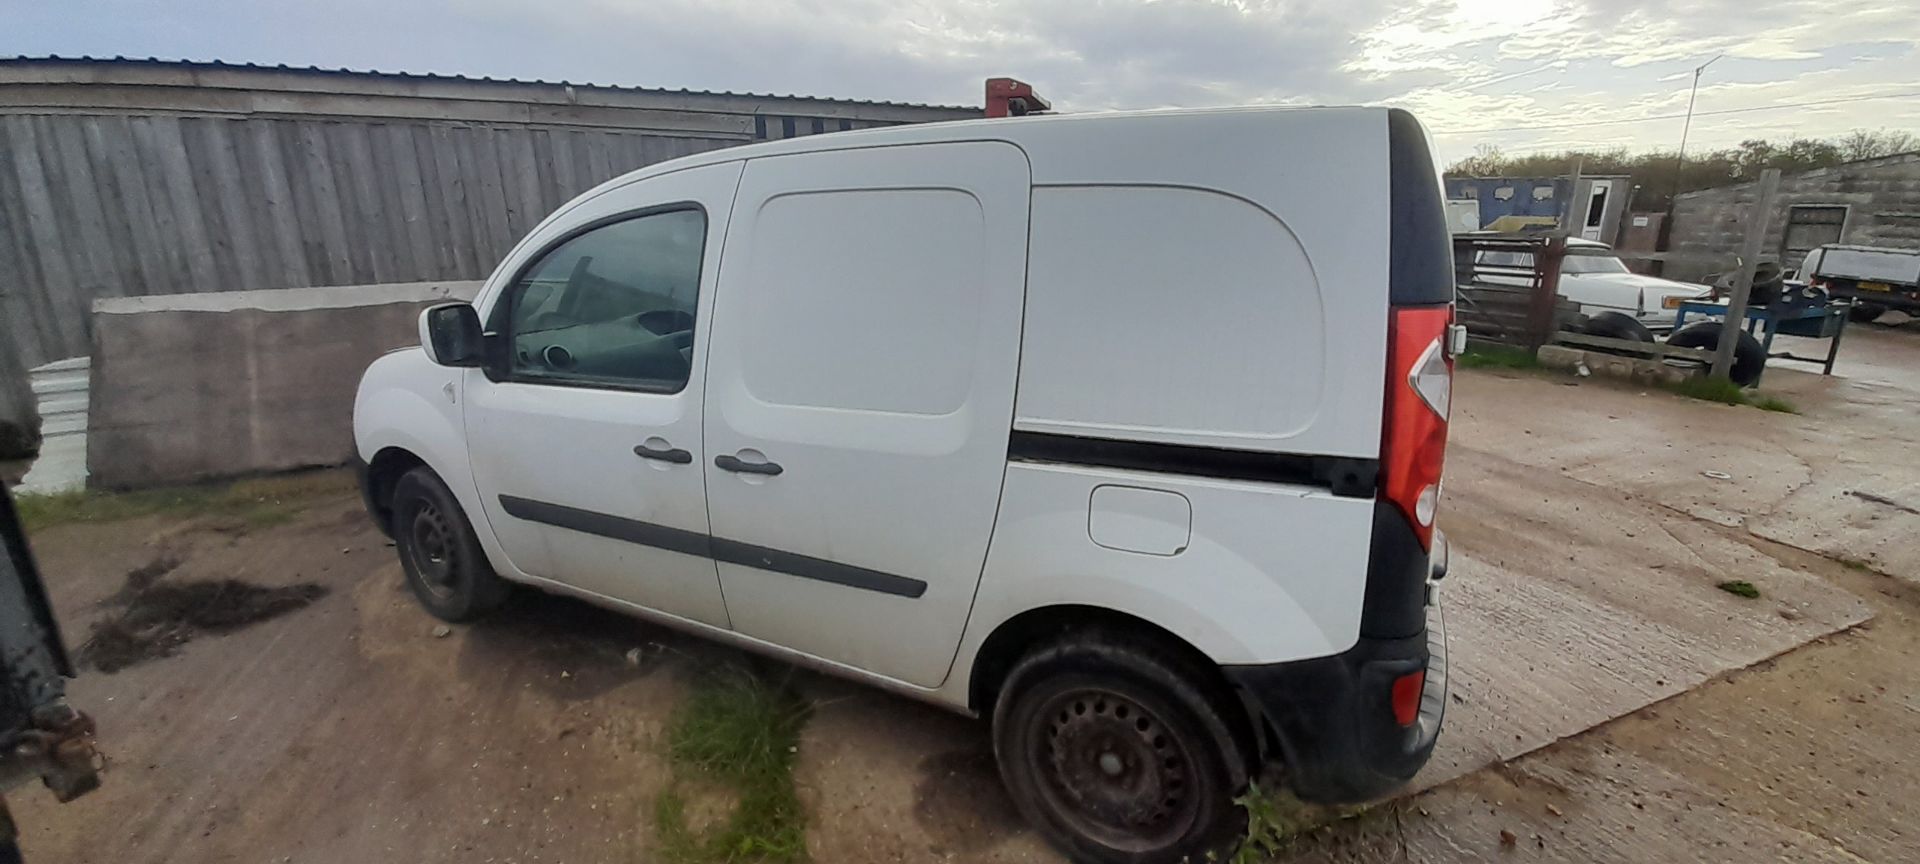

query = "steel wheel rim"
[
  {"left": 407, "top": 501, "right": 458, "bottom": 601},
  {"left": 1027, "top": 686, "right": 1200, "bottom": 852}
]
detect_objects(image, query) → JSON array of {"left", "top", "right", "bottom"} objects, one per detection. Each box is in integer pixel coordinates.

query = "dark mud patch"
[
  {"left": 457, "top": 590, "right": 690, "bottom": 701},
  {"left": 77, "top": 557, "right": 328, "bottom": 673},
  {"left": 913, "top": 746, "right": 1027, "bottom": 854},
  {"left": 100, "top": 553, "right": 184, "bottom": 604}
]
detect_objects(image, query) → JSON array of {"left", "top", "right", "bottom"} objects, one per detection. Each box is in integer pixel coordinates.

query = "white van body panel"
[
  {"left": 700, "top": 142, "right": 1031, "bottom": 688},
  {"left": 1007, "top": 108, "right": 1389, "bottom": 458},
  {"left": 360, "top": 106, "right": 1407, "bottom": 712},
  {"left": 1018, "top": 185, "right": 1327, "bottom": 447},
  {"left": 354, "top": 348, "right": 518, "bottom": 576},
  {"left": 967, "top": 463, "right": 1375, "bottom": 661}
]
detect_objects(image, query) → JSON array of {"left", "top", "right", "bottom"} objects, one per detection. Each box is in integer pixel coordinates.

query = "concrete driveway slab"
[{"left": 1425, "top": 445, "right": 1871, "bottom": 790}]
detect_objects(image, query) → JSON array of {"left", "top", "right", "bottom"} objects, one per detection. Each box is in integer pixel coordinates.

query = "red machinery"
[{"left": 985, "top": 78, "right": 1051, "bottom": 118}]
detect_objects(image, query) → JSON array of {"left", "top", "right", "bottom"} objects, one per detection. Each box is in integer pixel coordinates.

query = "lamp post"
[{"left": 1671, "top": 54, "right": 1724, "bottom": 204}]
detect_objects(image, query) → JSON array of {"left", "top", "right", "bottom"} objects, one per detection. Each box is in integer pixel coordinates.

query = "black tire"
[
  {"left": 992, "top": 631, "right": 1249, "bottom": 864},
  {"left": 1580, "top": 311, "right": 1655, "bottom": 345},
  {"left": 391, "top": 467, "right": 510, "bottom": 622},
  {"left": 1849, "top": 301, "right": 1887, "bottom": 323},
  {"left": 1668, "top": 322, "right": 1765, "bottom": 387}
]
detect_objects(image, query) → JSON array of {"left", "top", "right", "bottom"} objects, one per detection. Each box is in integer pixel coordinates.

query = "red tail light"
[
  {"left": 1391, "top": 670, "right": 1426, "bottom": 726},
  {"left": 1381, "top": 306, "right": 1453, "bottom": 550}
]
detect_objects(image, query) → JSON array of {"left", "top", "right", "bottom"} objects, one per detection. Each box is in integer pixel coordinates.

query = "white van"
[{"left": 353, "top": 106, "right": 1457, "bottom": 863}]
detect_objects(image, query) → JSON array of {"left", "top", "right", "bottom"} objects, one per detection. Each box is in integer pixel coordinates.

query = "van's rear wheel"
[
  {"left": 993, "top": 633, "right": 1246, "bottom": 864},
  {"left": 391, "top": 467, "right": 510, "bottom": 622}
]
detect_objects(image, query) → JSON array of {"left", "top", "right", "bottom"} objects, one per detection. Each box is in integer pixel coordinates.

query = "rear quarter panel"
[
  {"left": 1007, "top": 107, "right": 1391, "bottom": 459},
  {"left": 938, "top": 111, "right": 1390, "bottom": 702},
  {"left": 937, "top": 462, "right": 1375, "bottom": 704}
]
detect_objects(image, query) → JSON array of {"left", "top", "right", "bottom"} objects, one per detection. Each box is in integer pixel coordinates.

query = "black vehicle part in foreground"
[{"left": 0, "top": 487, "right": 103, "bottom": 861}]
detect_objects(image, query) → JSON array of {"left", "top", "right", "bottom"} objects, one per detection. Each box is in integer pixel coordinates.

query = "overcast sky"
[{"left": 12, "top": 0, "right": 1919, "bottom": 165}]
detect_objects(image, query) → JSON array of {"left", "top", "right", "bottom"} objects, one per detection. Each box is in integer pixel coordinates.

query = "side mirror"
[{"left": 419, "top": 303, "right": 484, "bottom": 367}]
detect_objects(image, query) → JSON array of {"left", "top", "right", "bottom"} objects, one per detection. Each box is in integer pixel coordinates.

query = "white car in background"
[{"left": 1478, "top": 238, "right": 1713, "bottom": 332}]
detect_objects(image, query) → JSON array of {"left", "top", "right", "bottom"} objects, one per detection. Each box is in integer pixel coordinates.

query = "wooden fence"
[
  {"left": 0, "top": 114, "right": 750, "bottom": 367},
  {"left": 1457, "top": 282, "right": 1581, "bottom": 347},
  {"left": 1453, "top": 234, "right": 1581, "bottom": 348}
]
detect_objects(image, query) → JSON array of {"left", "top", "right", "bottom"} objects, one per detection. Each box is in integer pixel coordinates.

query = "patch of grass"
[
  {"left": 1665, "top": 375, "right": 1748, "bottom": 405},
  {"left": 13, "top": 470, "right": 352, "bottom": 532},
  {"left": 1456, "top": 344, "right": 1541, "bottom": 370},
  {"left": 656, "top": 665, "right": 811, "bottom": 863},
  {"left": 1234, "top": 783, "right": 1311, "bottom": 863},
  {"left": 1658, "top": 377, "right": 1799, "bottom": 414},
  {"left": 1717, "top": 580, "right": 1762, "bottom": 599},
  {"left": 1231, "top": 783, "right": 1377, "bottom": 863}
]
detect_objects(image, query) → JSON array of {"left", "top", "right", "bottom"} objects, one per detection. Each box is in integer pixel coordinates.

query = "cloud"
[{"left": 5, "top": 0, "right": 1917, "bottom": 155}]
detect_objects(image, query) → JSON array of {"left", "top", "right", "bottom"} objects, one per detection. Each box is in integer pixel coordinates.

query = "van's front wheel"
[
  {"left": 992, "top": 634, "right": 1247, "bottom": 864},
  {"left": 391, "top": 467, "right": 510, "bottom": 622}
]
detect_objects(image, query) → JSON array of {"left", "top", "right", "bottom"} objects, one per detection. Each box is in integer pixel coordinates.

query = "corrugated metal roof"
[{"left": 0, "top": 55, "right": 976, "bottom": 111}]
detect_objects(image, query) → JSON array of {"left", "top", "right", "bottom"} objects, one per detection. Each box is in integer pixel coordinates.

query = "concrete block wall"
[
  {"left": 86, "top": 281, "right": 479, "bottom": 490},
  {"left": 1667, "top": 153, "right": 1920, "bottom": 281}
]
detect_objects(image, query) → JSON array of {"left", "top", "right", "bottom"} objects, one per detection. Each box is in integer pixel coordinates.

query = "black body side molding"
[
  {"left": 1007, "top": 431, "right": 1378, "bottom": 498},
  {"left": 497, "top": 495, "right": 928, "bottom": 599}
]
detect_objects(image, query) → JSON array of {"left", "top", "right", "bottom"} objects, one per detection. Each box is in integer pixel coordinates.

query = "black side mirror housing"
[{"left": 420, "top": 303, "right": 484, "bottom": 367}]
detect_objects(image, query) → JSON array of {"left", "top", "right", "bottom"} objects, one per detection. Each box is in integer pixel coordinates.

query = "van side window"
[{"left": 503, "top": 208, "right": 706, "bottom": 391}]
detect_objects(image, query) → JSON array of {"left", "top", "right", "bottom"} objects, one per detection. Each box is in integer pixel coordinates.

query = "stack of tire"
[{"left": 1580, "top": 312, "right": 1764, "bottom": 387}]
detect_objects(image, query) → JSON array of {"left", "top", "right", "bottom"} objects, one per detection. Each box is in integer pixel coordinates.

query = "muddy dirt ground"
[{"left": 9, "top": 322, "right": 1920, "bottom": 863}]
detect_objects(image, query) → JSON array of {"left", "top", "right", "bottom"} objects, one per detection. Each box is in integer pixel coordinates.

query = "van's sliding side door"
[{"left": 699, "top": 142, "right": 1031, "bottom": 688}]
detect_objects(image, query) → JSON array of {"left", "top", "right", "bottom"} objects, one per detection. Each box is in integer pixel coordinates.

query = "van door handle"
[
  {"left": 633, "top": 442, "right": 693, "bottom": 464},
  {"left": 714, "top": 453, "right": 783, "bottom": 476}
]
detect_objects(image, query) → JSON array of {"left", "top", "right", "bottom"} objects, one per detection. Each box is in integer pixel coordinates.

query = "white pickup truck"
[{"left": 1799, "top": 244, "right": 1920, "bottom": 322}]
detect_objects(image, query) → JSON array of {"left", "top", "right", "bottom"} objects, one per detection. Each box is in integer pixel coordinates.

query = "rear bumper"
[
  {"left": 1225, "top": 597, "right": 1448, "bottom": 804},
  {"left": 1829, "top": 285, "right": 1920, "bottom": 310}
]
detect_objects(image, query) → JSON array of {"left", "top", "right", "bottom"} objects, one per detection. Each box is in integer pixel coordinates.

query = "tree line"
[{"left": 1446, "top": 129, "right": 1919, "bottom": 211}]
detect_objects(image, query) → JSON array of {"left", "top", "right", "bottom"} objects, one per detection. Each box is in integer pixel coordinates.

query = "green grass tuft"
[
  {"left": 1233, "top": 783, "right": 1310, "bottom": 863},
  {"left": 1664, "top": 375, "right": 1748, "bottom": 405},
  {"left": 1456, "top": 345, "right": 1541, "bottom": 370},
  {"left": 1658, "top": 377, "right": 1799, "bottom": 414},
  {"left": 1717, "top": 580, "right": 1761, "bottom": 599},
  {"left": 1231, "top": 783, "right": 1382, "bottom": 863},
  {"left": 12, "top": 472, "right": 351, "bottom": 532},
  {"left": 656, "top": 665, "right": 811, "bottom": 863}
]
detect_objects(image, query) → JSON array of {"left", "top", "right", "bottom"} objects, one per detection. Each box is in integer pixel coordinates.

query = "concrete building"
[
  {"left": 0, "top": 56, "right": 977, "bottom": 368},
  {"left": 1445, "top": 175, "right": 1633, "bottom": 241},
  {"left": 1665, "top": 152, "right": 1920, "bottom": 281}
]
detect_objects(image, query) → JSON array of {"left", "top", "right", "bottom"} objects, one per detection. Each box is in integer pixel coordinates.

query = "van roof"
[{"left": 593, "top": 104, "right": 1389, "bottom": 189}]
